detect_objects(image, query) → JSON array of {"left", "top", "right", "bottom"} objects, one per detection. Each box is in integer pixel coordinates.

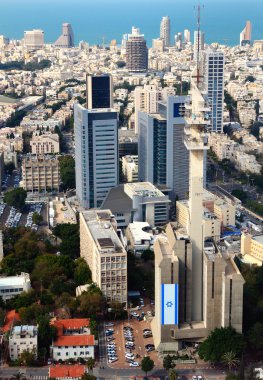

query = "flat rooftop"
[
  {"left": 125, "top": 182, "right": 166, "bottom": 198},
  {"left": 0, "top": 273, "right": 30, "bottom": 287},
  {"left": 81, "top": 210, "right": 124, "bottom": 254}
]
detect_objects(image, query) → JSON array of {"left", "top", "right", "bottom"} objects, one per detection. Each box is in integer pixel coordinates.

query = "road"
[{"left": 0, "top": 366, "right": 227, "bottom": 379}]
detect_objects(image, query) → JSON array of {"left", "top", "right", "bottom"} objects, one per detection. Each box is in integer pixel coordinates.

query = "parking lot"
[
  {"left": 103, "top": 297, "right": 162, "bottom": 370},
  {"left": 0, "top": 202, "right": 47, "bottom": 231}
]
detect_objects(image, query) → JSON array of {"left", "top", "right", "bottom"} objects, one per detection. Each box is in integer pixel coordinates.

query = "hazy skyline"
[{"left": 1, "top": 0, "right": 262, "bottom": 45}]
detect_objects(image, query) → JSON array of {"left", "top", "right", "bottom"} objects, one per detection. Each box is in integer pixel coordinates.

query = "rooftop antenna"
[{"left": 193, "top": 2, "right": 204, "bottom": 87}]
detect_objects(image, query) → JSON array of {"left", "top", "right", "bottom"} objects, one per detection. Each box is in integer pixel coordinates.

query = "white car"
[
  {"left": 130, "top": 361, "right": 139, "bottom": 367},
  {"left": 105, "top": 322, "right": 114, "bottom": 327},
  {"left": 108, "top": 357, "right": 118, "bottom": 363}
]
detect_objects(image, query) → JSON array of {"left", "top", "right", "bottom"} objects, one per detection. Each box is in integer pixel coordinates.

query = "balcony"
[{"left": 184, "top": 135, "right": 209, "bottom": 151}]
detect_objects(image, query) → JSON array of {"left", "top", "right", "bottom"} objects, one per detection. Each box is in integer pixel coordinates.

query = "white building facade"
[
  {"left": 9, "top": 325, "right": 38, "bottom": 360},
  {"left": 0, "top": 273, "right": 31, "bottom": 302}
]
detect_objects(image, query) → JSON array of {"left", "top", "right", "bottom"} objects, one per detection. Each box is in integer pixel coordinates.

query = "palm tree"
[
  {"left": 168, "top": 368, "right": 178, "bottom": 380},
  {"left": 221, "top": 351, "right": 240, "bottom": 372}
]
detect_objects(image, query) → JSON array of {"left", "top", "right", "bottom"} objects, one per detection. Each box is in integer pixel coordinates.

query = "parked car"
[{"left": 130, "top": 361, "right": 140, "bottom": 367}]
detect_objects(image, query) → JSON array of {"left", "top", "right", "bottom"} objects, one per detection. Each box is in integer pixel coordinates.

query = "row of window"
[{"left": 0, "top": 287, "right": 23, "bottom": 293}]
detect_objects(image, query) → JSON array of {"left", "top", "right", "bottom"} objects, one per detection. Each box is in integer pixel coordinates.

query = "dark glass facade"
[
  {"left": 91, "top": 76, "right": 111, "bottom": 109},
  {"left": 153, "top": 118, "right": 167, "bottom": 185}
]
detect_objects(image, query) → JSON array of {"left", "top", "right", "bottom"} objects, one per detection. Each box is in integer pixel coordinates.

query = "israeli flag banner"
[{"left": 161, "top": 283, "right": 179, "bottom": 325}]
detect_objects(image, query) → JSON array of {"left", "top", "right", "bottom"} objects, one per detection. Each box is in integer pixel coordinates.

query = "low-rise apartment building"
[
  {"left": 122, "top": 155, "right": 138, "bottom": 182},
  {"left": 0, "top": 273, "right": 31, "bottom": 302},
  {"left": 9, "top": 325, "right": 38, "bottom": 361},
  {"left": 80, "top": 209, "right": 127, "bottom": 305},
  {"left": 241, "top": 233, "right": 263, "bottom": 266},
  {"left": 50, "top": 318, "right": 95, "bottom": 361},
  {"left": 30, "top": 133, "right": 60, "bottom": 154},
  {"left": 22, "top": 154, "right": 60, "bottom": 192}
]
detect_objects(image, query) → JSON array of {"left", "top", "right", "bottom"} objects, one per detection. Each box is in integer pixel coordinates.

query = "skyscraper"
[
  {"left": 126, "top": 27, "right": 148, "bottom": 73},
  {"left": 74, "top": 77, "right": 118, "bottom": 209},
  {"left": 138, "top": 95, "right": 190, "bottom": 200},
  {"left": 193, "top": 30, "right": 204, "bottom": 61},
  {"left": 86, "top": 74, "right": 113, "bottom": 109},
  {"left": 160, "top": 16, "right": 171, "bottom": 47},
  {"left": 204, "top": 49, "right": 225, "bottom": 133},
  {"left": 23, "top": 30, "right": 44, "bottom": 49},
  {"left": 54, "top": 23, "right": 74, "bottom": 48},
  {"left": 240, "top": 20, "right": 252, "bottom": 46},
  {"left": 184, "top": 29, "right": 191, "bottom": 44}
]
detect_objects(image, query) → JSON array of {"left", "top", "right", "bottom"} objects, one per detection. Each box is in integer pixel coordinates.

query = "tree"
[
  {"left": 81, "top": 374, "right": 96, "bottom": 380},
  {"left": 221, "top": 351, "right": 240, "bottom": 372},
  {"left": 248, "top": 322, "right": 263, "bottom": 350},
  {"left": 168, "top": 368, "right": 178, "bottom": 380},
  {"left": 116, "top": 60, "right": 126, "bottom": 68},
  {"left": 19, "top": 349, "right": 36, "bottom": 366},
  {"left": 38, "top": 315, "right": 57, "bottom": 361},
  {"left": 198, "top": 327, "right": 244, "bottom": 363},
  {"left": 141, "top": 356, "right": 154, "bottom": 376},
  {"left": 163, "top": 354, "right": 173, "bottom": 371},
  {"left": 32, "top": 212, "right": 43, "bottom": 225},
  {"left": 4, "top": 188, "right": 27, "bottom": 210},
  {"left": 225, "top": 374, "right": 238, "bottom": 380},
  {"left": 53, "top": 223, "right": 80, "bottom": 259},
  {"left": 86, "top": 357, "right": 95, "bottom": 372},
  {"left": 74, "top": 258, "right": 92, "bottom": 286},
  {"left": 59, "top": 155, "right": 75, "bottom": 190},
  {"left": 78, "top": 290, "right": 105, "bottom": 318},
  {"left": 231, "top": 189, "right": 247, "bottom": 203}
]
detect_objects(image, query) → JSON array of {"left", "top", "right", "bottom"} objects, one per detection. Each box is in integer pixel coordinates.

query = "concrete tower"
[
  {"left": 184, "top": 29, "right": 191, "bottom": 44},
  {"left": 160, "top": 16, "right": 171, "bottom": 47},
  {"left": 184, "top": 66, "right": 210, "bottom": 321}
]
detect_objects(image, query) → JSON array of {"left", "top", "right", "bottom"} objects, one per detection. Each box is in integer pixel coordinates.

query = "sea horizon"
[{"left": 0, "top": 0, "right": 262, "bottom": 47}]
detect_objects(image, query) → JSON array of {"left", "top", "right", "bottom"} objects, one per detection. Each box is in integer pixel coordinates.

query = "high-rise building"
[
  {"left": 193, "top": 30, "right": 204, "bottom": 61},
  {"left": 54, "top": 23, "right": 74, "bottom": 48},
  {"left": 24, "top": 30, "right": 44, "bottom": 49},
  {"left": 138, "top": 95, "right": 189, "bottom": 200},
  {"left": 86, "top": 74, "right": 113, "bottom": 109},
  {"left": 79, "top": 209, "right": 127, "bottom": 305},
  {"left": 151, "top": 66, "right": 244, "bottom": 352},
  {"left": 204, "top": 49, "right": 225, "bottom": 133},
  {"left": 175, "top": 32, "right": 183, "bottom": 49},
  {"left": 0, "top": 35, "right": 9, "bottom": 48},
  {"left": 152, "top": 38, "right": 164, "bottom": 52},
  {"left": 184, "top": 29, "right": 191, "bottom": 44},
  {"left": 134, "top": 84, "right": 175, "bottom": 133},
  {"left": 240, "top": 20, "right": 252, "bottom": 46},
  {"left": 126, "top": 27, "right": 148, "bottom": 73},
  {"left": 160, "top": 16, "right": 171, "bottom": 47},
  {"left": 74, "top": 102, "right": 118, "bottom": 209}
]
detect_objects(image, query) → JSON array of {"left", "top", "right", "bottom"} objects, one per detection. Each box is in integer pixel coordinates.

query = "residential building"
[
  {"left": 0, "top": 273, "right": 31, "bottom": 302},
  {"left": 152, "top": 38, "right": 164, "bottom": 52},
  {"left": 30, "top": 133, "right": 60, "bottom": 154},
  {"left": 204, "top": 49, "right": 225, "bottom": 133},
  {"left": 0, "top": 35, "right": 9, "bottom": 47},
  {"left": 21, "top": 155, "right": 60, "bottom": 192},
  {"left": 160, "top": 16, "right": 171, "bottom": 47},
  {"left": 9, "top": 325, "right": 38, "bottom": 360},
  {"left": 74, "top": 103, "right": 118, "bottom": 208},
  {"left": 86, "top": 74, "right": 113, "bottom": 109},
  {"left": 134, "top": 84, "right": 174, "bottom": 133},
  {"left": 23, "top": 29, "right": 44, "bottom": 49},
  {"left": 51, "top": 335, "right": 95, "bottom": 361},
  {"left": 50, "top": 318, "right": 95, "bottom": 361},
  {"left": 209, "top": 133, "right": 237, "bottom": 160},
  {"left": 79, "top": 210, "right": 127, "bottom": 305},
  {"left": 122, "top": 155, "right": 138, "bottom": 182},
  {"left": 241, "top": 233, "right": 263, "bottom": 266},
  {"left": 184, "top": 29, "right": 191, "bottom": 44},
  {"left": 54, "top": 23, "right": 74, "bottom": 48},
  {"left": 193, "top": 30, "right": 204, "bottom": 62},
  {"left": 240, "top": 20, "right": 252, "bottom": 46},
  {"left": 126, "top": 27, "right": 148, "bottom": 73}
]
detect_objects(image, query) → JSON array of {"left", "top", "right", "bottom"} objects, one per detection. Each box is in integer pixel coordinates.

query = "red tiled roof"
[
  {"left": 53, "top": 334, "right": 95, "bottom": 347},
  {"left": 51, "top": 318, "right": 90, "bottom": 336},
  {"left": 49, "top": 364, "right": 86, "bottom": 378},
  {"left": 3, "top": 310, "right": 20, "bottom": 333}
]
